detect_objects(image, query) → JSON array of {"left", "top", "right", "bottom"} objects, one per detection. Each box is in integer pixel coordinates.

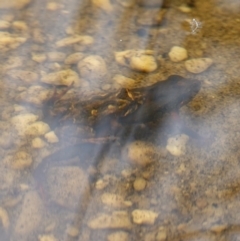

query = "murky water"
[{"left": 0, "top": 0, "right": 240, "bottom": 240}]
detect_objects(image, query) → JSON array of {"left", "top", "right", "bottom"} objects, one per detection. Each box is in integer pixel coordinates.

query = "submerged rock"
[
  {"left": 88, "top": 211, "right": 132, "bottom": 229},
  {"left": 47, "top": 166, "right": 90, "bottom": 209},
  {"left": 13, "top": 191, "right": 43, "bottom": 239}
]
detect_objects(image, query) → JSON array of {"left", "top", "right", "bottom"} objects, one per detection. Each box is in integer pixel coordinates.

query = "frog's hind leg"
[{"left": 165, "top": 111, "right": 213, "bottom": 146}]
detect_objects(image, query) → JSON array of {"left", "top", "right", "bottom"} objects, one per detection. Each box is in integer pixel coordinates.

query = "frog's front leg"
[{"left": 42, "top": 83, "right": 74, "bottom": 128}]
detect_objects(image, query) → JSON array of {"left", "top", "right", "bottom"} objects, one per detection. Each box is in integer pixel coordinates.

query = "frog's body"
[{"left": 43, "top": 75, "right": 201, "bottom": 138}]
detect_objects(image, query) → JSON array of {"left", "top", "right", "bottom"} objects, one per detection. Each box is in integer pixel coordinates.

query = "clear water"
[{"left": 0, "top": 0, "right": 240, "bottom": 240}]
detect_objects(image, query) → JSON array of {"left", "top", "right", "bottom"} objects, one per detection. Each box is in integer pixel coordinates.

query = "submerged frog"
[
  {"left": 34, "top": 75, "right": 202, "bottom": 201},
  {"left": 36, "top": 74, "right": 202, "bottom": 172},
  {"left": 43, "top": 75, "right": 201, "bottom": 139}
]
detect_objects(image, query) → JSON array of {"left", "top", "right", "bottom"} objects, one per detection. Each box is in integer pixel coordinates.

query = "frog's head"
[{"left": 166, "top": 75, "right": 201, "bottom": 109}]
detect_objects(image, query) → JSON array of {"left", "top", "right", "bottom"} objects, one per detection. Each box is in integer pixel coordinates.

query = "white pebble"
[
  {"left": 32, "top": 53, "right": 47, "bottom": 63},
  {"left": 101, "top": 193, "right": 132, "bottom": 208},
  {"left": 17, "top": 85, "right": 51, "bottom": 106},
  {"left": 32, "top": 137, "right": 46, "bottom": 149},
  {"left": 88, "top": 211, "right": 132, "bottom": 229},
  {"left": 0, "top": 0, "right": 31, "bottom": 9},
  {"left": 25, "top": 121, "right": 50, "bottom": 136},
  {"left": 38, "top": 234, "right": 57, "bottom": 241},
  {"left": 47, "top": 52, "right": 66, "bottom": 62},
  {"left": 131, "top": 54, "right": 157, "bottom": 72},
  {"left": 132, "top": 209, "right": 158, "bottom": 225},
  {"left": 185, "top": 58, "right": 213, "bottom": 73},
  {"left": 13, "top": 104, "right": 26, "bottom": 112},
  {"left": 0, "top": 20, "right": 10, "bottom": 29},
  {"left": 46, "top": 2, "right": 62, "bottom": 11},
  {"left": 11, "top": 113, "right": 39, "bottom": 134},
  {"left": 107, "top": 231, "right": 129, "bottom": 241},
  {"left": 12, "top": 21, "right": 28, "bottom": 31},
  {"left": 123, "top": 141, "right": 156, "bottom": 167},
  {"left": 0, "top": 207, "right": 10, "bottom": 230},
  {"left": 168, "top": 46, "right": 188, "bottom": 62},
  {"left": 156, "top": 227, "right": 168, "bottom": 241},
  {"left": 78, "top": 55, "right": 107, "bottom": 83},
  {"left": 178, "top": 4, "right": 192, "bottom": 13},
  {"left": 55, "top": 35, "right": 94, "bottom": 48},
  {"left": 92, "top": 0, "right": 113, "bottom": 12},
  {"left": 41, "top": 69, "right": 81, "bottom": 86},
  {"left": 64, "top": 52, "right": 85, "bottom": 65},
  {"left": 133, "top": 177, "right": 147, "bottom": 191},
  {"left": 166, "top": 134, "right": 189, "bottom": 156},
  {"left": 66, "top": 225, "right": 79, "bottom": 237},
  {"left": 44, "top": 131, "right": 59, "bottom": 143},
  {"left": 113, "top": 74, "right": 136, "bottom": 88},
  {"left": 95, "top": 179, "right": 109, "bottom": 190},
  {"left": 6, "top": 151, "right": 33, "bottom": 170},
  {"left": 115, "top": 50, "right": 157, "bottom": 72}
]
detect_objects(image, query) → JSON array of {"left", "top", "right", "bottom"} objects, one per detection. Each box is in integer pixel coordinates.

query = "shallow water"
[{"left": 0, "top": 0, "right": 240, "bottom": 240}]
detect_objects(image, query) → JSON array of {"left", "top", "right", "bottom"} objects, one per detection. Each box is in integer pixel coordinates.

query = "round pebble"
[
  {"left": 132, "top": 209, "right": 158, "bottom": 225},
  {"left": 10, "top": 151, "right": 33, "bottom": 170},
  {"left": 133, "top": 177, "right": 147, "bottom": 191},
  {"left": 123, "top": 141, "right": 157, "bottom": 167},
  {"left": 185, "top": 58, "right": 213, "bottom": 73},
  {"left": 168, "top": 46, "right": 188, "bottom": 62},
  {"left": 166, "top": 134, "right": 189, "bottom": 156},
  {"left": 66, "top": 225, "right": 79, "bottom": 237}
]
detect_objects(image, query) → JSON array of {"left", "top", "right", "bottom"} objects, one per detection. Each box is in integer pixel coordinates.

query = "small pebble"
[
  {"left": 210, "top": 224, "right": 228, "bottom": 233},
  {"left": 47, "top": 52, "right": 66, "bottom": 62},
  {"left": 77, "top": 55, "right": 107, "bottom": 83},
  {"left": 66, "top": 225, "right": 79, "bottom": 237},
  {"left": 11, "top": 151, "right": 33, "bottom": 169},
  {"left": 46, "top": 2, "right": 62, "bottom": 11},
  {"left": 156, "top": 227, "right": 167, "bottom": 241},
  {"left": 168, "top": 46, "right": 188, "bottom": 62},
  {"left": 32, "top": 53, "right": 47, "bottom": 63},
  {"left": 178, "top": 4, "right": 192, "bottom": 13},
  {"left": 101, "top": 193, "right": 132, "bottom": 208},
  {"left": 55, "top": 35, "right": 94, "bottom": 48},
  {"left": 38, "top": 234, "right": 57, "bottom": 241},
  {"left": 115, "top": 50, "right": 157, "bottom": 72},
  {"left": 0, "top": 0, "right": 32, "bottom": 9},
  {"left": 25, "top": 121, "right": 50, "bottom": 136},
  {"left": 41, "top": 69, "right": 81, "bottom": 86},
  {"left": 113, "top": 74, "right": 136, "bottom": 88},
  {"left": 123, "top": 141, "right": 157, "bottom": 167},
  {"left": 32, "top": 137, "right": 46, "bottom": 149},
  {"left": 44, "top": 131, "right": 59, "bottom": 143},
  {"left": 185, "top": 58, "right": 213, "bottom": 73},
  {"left": 0, "top": 20, "right": 10, "bottom": 29},
  {"left": 88, "top": 211, "right": 132, "bottom": 229},
  {"left": 92, "top": 0, "right": 113, "bottom": 12},
  {"left": 0, "top": 207, "right": 10, "bottom": 230},
  {"left": 132, "top": 209, "right": 158, "bottom": 225},
  {"left": 64, "top": 52, "right": 85, "bottom": 65},
  {"left": 12, "top": 21, "right": 28, "bottom": 31},
  {"left": 133, "top": 177, "right": 147, "bottom": 191},
  {"left": 166, "top": 134, "right": 189, "bottom": 156},
  {"left": 107, "top": 231, "right": 129, "bottom": 241},
  {"left": 17, "top": 85, "right": 51, "bottom": 106},
  {"left": 95, "top": 179, "right": 109, "bottom": 190}
]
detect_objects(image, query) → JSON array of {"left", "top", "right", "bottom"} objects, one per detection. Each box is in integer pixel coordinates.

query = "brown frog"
[
  {"left": 34, "top": 75, "right": 202, "bottom": 203},
  {"left": 42, "top": 75, "right": 201, "bottom": 139}
]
